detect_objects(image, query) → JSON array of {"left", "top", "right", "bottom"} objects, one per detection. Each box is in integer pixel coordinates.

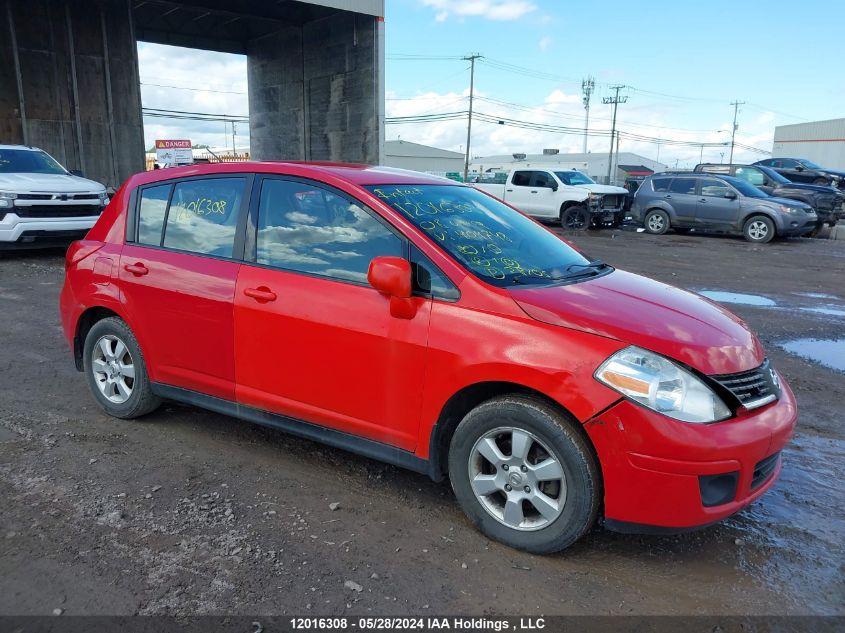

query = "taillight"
[{"left": 65, "top": 240, "right": 103, "bottom": 270}]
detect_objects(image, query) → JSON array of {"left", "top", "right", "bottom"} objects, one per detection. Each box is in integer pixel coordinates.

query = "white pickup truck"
[{"left": 472, "top": 169, "right": 629, "bottom": 229}]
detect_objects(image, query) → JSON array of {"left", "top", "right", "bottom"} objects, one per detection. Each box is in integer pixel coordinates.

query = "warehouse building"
[
  {"left": 384, "top": 140, "right": 465, "bottom": 174},
  {"left": 773, "top": 118, "right": 845, "bottom": 170},
  {"left": 469, "top": 151, "right": 666, "bottom": 185}
]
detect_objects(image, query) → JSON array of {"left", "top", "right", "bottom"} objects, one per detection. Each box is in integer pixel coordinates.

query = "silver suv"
[{"left": 630, "top": 172, "right": 817, "bottom": 243}]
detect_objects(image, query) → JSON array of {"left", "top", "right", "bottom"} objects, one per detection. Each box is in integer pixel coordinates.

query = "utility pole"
[
  {"left": 729, "top": 100, "right": 744, "bottom": 165},
  {"left": 463, "top": 53, "right": 482, "bottom": 182},
  {"left": 231, "top": 121, "right": 237, "bottom": 156},
  {"left": 603, "top": 85, "right": 627, "bottom": 184},
  {"left": 581, "top": 76, "right": 595, "bottom": 153}
]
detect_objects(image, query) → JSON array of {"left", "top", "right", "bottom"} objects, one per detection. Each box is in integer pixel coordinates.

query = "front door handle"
[
  {"left": 699, "top": 198, "right": 707, "bottom": 203},
  {"left": 664, "top": 194, "right": 672, "bottom": 199},
  {"left": 243, "top": 286, "right": 277, "bottom": 303},
  {"left": 124, "top": 263, "right": 148, "bottom": 276},
  {"left": 506, "top": 189, "right": 514, "bottom": 192}
]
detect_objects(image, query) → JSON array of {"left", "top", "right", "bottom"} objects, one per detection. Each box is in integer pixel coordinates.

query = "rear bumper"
[{"left": 585, "top": 379, "right": 797, "bottom": 530}]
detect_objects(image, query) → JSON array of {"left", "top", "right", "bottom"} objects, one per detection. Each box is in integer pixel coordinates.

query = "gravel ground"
[{"left": 0, "top": 228, "right": 842, "bottom": 616}]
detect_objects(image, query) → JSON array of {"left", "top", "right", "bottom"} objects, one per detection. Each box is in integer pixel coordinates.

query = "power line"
[{"left": 141, "top": 82, "right": 246, "bottom": 95}]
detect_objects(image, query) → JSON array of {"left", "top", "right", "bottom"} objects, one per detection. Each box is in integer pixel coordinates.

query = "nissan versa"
[{"left": 60, "top": 163, "right": 796, "bottom": 553}]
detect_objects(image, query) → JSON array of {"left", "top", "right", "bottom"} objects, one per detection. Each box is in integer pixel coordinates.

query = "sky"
[{"left": 138, "top": 0, "right": 844, "bottom": 169}]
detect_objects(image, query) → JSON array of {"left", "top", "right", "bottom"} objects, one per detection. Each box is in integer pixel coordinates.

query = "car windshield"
[
  {"left": 725, "top": 177, "right": 768, "bottom": 198},
  {"left": 0, "top": 149, "right": 68, "bottom": 175},
  {"left": 799, "top": 159, "right": 821, "bottom": 169},
  {"left": 554, "top": 171, "right": 595, "bottom": 186},
  {"left": 366, "top": 184, "right": 595, "bottom": 287},
  {"left": 756, "top": 166, "right": 791, "bottom": 184}
]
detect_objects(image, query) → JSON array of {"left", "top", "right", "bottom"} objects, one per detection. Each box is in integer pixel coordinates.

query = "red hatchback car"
[{"left": 60, "top": 162, "right": 796, "bottom": 553}]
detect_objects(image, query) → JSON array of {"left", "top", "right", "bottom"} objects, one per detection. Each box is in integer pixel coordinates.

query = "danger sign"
[
  {"left": 155, "top": 139, "right": 193, "bottom": 166},
  {"left": 155, "top": 139, "right": 192, "bottom": 149}
]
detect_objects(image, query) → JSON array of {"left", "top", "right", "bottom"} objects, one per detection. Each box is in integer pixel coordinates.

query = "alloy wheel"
[
  {"left": 647, "top": 214, "right": 665, "bottom": 232},
  {"left": 91, "top": 335, "right": 135, "bottom": 404},
  {"left": 748, "top": 220, "right": 769, "bottom": 241},
  {"left": 468, "top": 427, "right": 567, "bottom": 531}
]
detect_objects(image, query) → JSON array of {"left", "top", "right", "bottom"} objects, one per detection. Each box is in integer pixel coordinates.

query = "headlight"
[
  {"left": 780, "top": 205, "right": 803, "bottom": 214},
  {"left": 0, "top": 191, "right": 16, "bottom": 208},
  {"left": 98, "top": 192, "right": 110, "bottom": 206},
  {"left": 595, "top": 346, "right": 731, "bottom": 423}
]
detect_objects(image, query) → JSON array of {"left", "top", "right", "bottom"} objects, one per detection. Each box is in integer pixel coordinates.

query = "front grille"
[
  {"left": 600, "top": 194, "right": 622, "bottom": 209},
  {"left": 712, "top": 361, "right": 777, "bottom": 409},
  {"left": 751, "top": 451, "right": 781, "bottom": 489},
  {"left": 12, "top": 204, "right": 100, "bottom": 218},
  {"left": 17, "top": 193, "right": 99, "bottom": 201}
]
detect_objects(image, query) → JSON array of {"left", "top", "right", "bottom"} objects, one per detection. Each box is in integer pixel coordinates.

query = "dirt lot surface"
[{"left": 1, "top": 229, "right": 843, "bottom": 617}]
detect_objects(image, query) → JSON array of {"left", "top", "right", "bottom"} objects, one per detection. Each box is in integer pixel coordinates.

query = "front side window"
[
  {"left": 137, "top": 184, "right": 171, "bottom": 246},
  {"left": 162, "top": 177, "right": 245, "bottom": 258},
  {"left": 531, "top": 172, "right": 555, "bottom": 188},
  {"left": 699, "top": 179, "right": 732, "bottom": 198},
  {"left": 366, "top": 184, "right": 593, "bottom": 287},
  {"left": 256, "top": 179, "right": 403, "bottom": 284},
  {"left": 668, "top": 178, "right": 696, "bottom": 194},
  {"left": 0, "top": 149, "right": 67, "bottom": 175}
]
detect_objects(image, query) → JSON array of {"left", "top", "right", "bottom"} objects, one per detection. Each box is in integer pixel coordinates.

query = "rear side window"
[
  {"left": 651, "top": 178, "right": 672, "bottom": 192},
  {"left": 137, "top": 184, "right": 171, "bottom": 246},
  {"left": 700, "top": 179, "right": 731, "bottom": 197},
  {"left": 668, "top": 178, "right": 696, "bottom": 194},
  {"left": 162, "top": 177, "right": 246, "bottom": 258},
  {"left": 511, "top": 171, "right": 531, "bottom": 187},
  {"left": 735, "top": 167, "right": 765, "bottom": 186},
  {"left": 256, "top": 179, "right": 404, "bottom": 284}
]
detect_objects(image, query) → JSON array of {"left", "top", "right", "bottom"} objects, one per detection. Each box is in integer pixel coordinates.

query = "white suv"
[{"left": 0, "top": 145, "right": 109, "bottom": 249}]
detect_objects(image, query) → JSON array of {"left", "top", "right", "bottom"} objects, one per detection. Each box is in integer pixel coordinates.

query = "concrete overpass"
[{"left": 1, "top": 0, "right": 385, "bottom": 187}]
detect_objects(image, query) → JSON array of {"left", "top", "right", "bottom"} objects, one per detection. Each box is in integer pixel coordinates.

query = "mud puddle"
[
  {"left": 722, "top": 432, "right": 845, "bottom": 614},
  {"left": 698, "top": 291, "right": 777, "bottom": 306},
  {"left": 779, "top": 339, "right": 845, "bottom": 372}
]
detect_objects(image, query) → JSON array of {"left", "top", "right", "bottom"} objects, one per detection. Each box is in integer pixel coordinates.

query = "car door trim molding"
[{"left": 150, "top": 382, "right": 438, "bottom": 480}]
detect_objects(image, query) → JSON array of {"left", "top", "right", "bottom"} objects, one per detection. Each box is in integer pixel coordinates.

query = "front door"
[
  {"left": 696, "top": 178, "right": 741, "bottom": 228},
  {"left": 119, "top": 175, "right": 250, "bottom": 401},
  {"left": 234, "top": 177, "right": 431, "bottom": 451},
  {"left": 506, "top": 170, "right": 539, "bottom": 215}
]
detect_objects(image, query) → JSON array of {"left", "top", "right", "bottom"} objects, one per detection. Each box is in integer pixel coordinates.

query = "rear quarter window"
[{"left": 650, "top": 178, "right": 672, "bottom": 192}]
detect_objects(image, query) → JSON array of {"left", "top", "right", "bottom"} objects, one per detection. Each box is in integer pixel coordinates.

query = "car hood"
[
  {"left": 572, "top": 184, "right": 629, "bottom": 195},
  {"left": 764, "top": 196, "right": 814, "bottom": 209},
  {"left": 510, "top": 269, "right": 764, "bottom": 375},
  {"left": 773, "top": 182, "right": 841, "bottom": 196},
  {"left": 819, "top": 168, "right": 845, "bottom": 178},
  {"left": 0, "top": 173, "right": 106, "bottom": 194}
]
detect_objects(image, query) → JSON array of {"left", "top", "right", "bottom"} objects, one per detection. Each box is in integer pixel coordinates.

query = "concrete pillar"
[
  {"left": 0, "top": 0, "right": 144, "bottom": 188},
  {"left": 247, "top": 11, "right": 382, "bottom": 165}
]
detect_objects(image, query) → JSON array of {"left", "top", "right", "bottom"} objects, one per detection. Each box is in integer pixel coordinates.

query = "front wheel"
[
  {"left": 743, "top": 215, "right": 775, "bottom": 243},
  {"left": 448, "top": 396, "right": 600, "bottom": 553},
  {"left": 813, "top": 177, "right": 829, "bottom": 186},
  {"left": 83, "top": 317, "right": 161, "bottom": 419},
  {"left": 643, "top": 209, "right": 670, "bottom": 234},
  {"left": 561, "top": 205, "right": 589, "bottom": 231}
]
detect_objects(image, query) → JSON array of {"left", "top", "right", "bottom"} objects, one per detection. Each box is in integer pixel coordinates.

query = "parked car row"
[{"left": 629, "top": 158, "right": 845, "bottom": 243}]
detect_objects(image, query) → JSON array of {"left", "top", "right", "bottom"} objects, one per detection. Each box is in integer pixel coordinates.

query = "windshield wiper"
[
  {"left": 563, "top": 259, "right": 607, "bottom": 274},
  {"left": 510, "top": 259, "right": 609, "bottom": 285}
]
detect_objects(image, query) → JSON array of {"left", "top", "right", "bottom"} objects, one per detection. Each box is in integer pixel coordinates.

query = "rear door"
[
  {"left": 664, "top": 177, "right": 699, "bottom": 225},
  {"left": 119, "top": 175, "right": 251, "bottom": 400},
  {"left": 233, "top": 176, "right": 432, "bottom": 451},
  {"left": 696, "top": 178, "right": 740, "bottom": 228}
]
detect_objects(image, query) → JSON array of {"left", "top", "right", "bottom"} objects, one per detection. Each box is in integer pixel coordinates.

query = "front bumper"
[
  {"left": 778, "top": 214, "right": 817, "bottom": 236},
  {"left": 585, "top": 378, "right": 797, "bottom": 531},
  {"left": 0, "top": 213, "right": 96, "bottom": 247}
]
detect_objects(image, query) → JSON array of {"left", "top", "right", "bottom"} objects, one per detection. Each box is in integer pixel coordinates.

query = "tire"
[
  {"left": 809, "top": 221, "right": 824, "bottom": 238},
  {"left": 83, "top": 317, "right": 161, "bottom": 419},
  {"left": 742, "top": 215, "right": 775, "bottom": 243},
  {"left": 643, "top": 209, "right": 670, "bottom": 234},
  {"left": 674, "top": 227, "right": 691, "bottom": 234},
  {"left": 561, "top": 205, "right": 589, "bottom": 231},
  {"left": 813, "top": 178, "right": 829, "bottom": 186},
  {"left": 448, "top": 395, "right": 600, "bottom": 554}
]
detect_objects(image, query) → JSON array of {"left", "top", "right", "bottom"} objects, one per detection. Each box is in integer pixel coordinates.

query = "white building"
[
  {"left": 470, "top": 151, "right": 667, "bottom": 185},
  {"left": 384, "top": 140, "right": 465, "bottom": 174},
  {"left": 773, "top": 118, "right": 845, "bottom": 170}
]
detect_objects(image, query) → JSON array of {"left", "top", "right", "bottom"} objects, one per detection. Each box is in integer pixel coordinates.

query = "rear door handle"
[
  {"left": 243, "top": 286, "right": 277, "bottom": 303},
  {"left": 506, "top": 189, "right": 514, "bottom": 192},
  {"left": 699, "top": 198, "right": 707, "bottom": 203},
  {"left": 124, "top": 263, "right": 148, "bottom": 276},
  {"left": 530, "top": 190, "right": 539, "bottom": 193}
]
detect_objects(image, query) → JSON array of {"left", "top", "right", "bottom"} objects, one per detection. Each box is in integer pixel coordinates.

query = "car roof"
[
  {"left": 129, "top": 161, "right": 457, "bottom": 188},
  {"left": 0, "top": 144, "right": 43, "bottom": 152}
]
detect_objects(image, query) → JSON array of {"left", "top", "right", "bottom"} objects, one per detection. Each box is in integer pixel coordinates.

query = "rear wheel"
[
  {"left": 448, "top": 396, "right": 600, "bottom": 553},
  {"left": 83, "top": 317, "right": 160, "bottom": 419},
  {"left": 561, "top": 205, "right": 589, "bottom": 231},
  {"left": 643, "top": 209, "right": 670, "bottom": 234},
  {"left": 743, "top": 215, "right": 775, "bottom": 243}
]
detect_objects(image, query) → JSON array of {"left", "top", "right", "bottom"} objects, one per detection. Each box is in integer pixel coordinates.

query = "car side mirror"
[
  {"left": 550, "top": 182, "right": 559, "bottom": 191},
  {"left": 69, "top": 169, "right": 84, "bottom": 177},
  {"left": 724, "top": 191, "right": 737, "bottom": 199},
  {"left": 794, "top": 165, "right": 804, "bottom": 172},
  {"left": 367, "top": 256, "right": 416, "bottom": 319}
]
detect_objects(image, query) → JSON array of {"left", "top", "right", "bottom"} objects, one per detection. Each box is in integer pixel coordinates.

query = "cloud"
[
  {"left": 420, "top": 0, "right": 537, "bottom": 21},
  {"left": 538, "top": 36, "right": 552, "bottom": 51}
]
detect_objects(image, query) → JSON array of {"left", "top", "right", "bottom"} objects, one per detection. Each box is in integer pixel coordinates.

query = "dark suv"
[
  {"left": 694, "top": 163, "right": 844, "bottom": 232},
  {"left": 753, "top": 158, "right": 845, "bottom": 190},
  {"left": 630, "top": 172, "right": 817, "bottom": 243}
]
